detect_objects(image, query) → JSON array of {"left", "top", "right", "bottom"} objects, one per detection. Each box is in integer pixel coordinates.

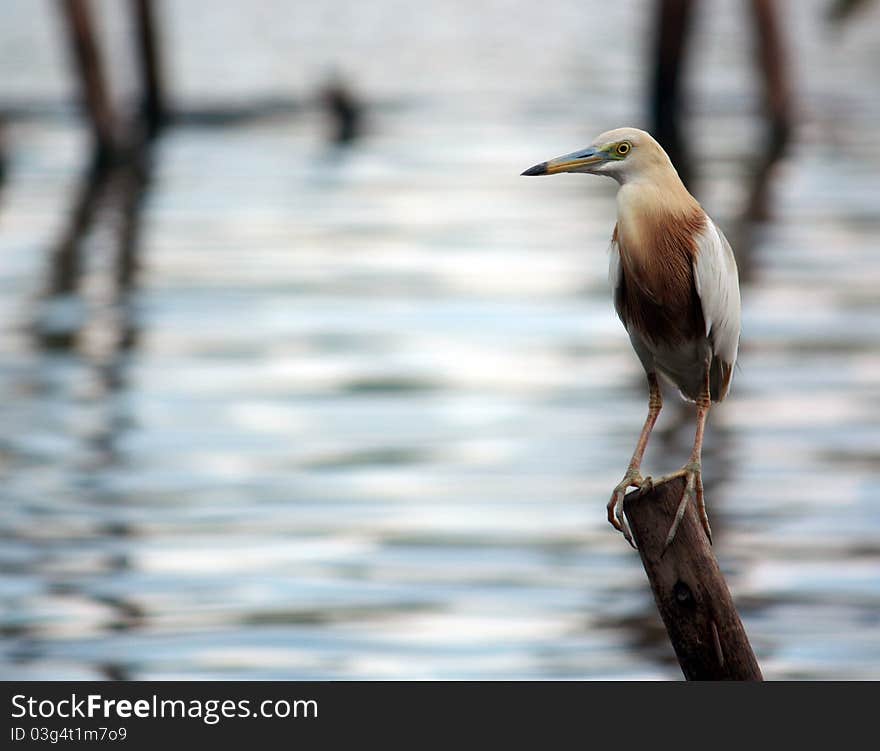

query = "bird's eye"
[{"left": 616, "top": 142, "right": 631, "bottom": 156}]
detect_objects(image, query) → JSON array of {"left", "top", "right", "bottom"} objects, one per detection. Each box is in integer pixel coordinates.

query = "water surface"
[{"left": 1, "top": 0, "right": 879, "bottom": 679}]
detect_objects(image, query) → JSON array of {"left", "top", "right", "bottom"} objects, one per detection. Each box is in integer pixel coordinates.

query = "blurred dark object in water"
[
  {"left": 649, "top": 0, "right": 695, "bottom": 190},
  {"left": 59, "top": 0, "right": 166, "bottom": 163},
  {"left": 320, "top": 78, "right": 363, "bottom": 145},
  {"left": 101, "top": 664, "right": 133, "bottom": 681},
  {"left": 37, "top": 139, "right": 150, "bottom": 351},
  {"left": 47, "top": 158, "right": 104, "bottom": 300},
  {"left": 39, "top": 0, "right": 162, "bottom": 349},
  {"left": 171, "top": 96, "right": 303, "bottom": 127},
  {"left": 649, "top": 0, "right": 792, "bottom": 226},
  {"left": 59, "top": 0, "right": 118, "bottom": 165},
  {"left": 743, "top": 0, "right": 792, "bottom": 223},
  {"left": 132, "top": 0, "right": 166, "bottom": 140},
  {"left": 0, "top": 119, "right": 6, "bottom": 200},
  {"left": 826, "top": 0, "right": 874, "bottom": 23}
]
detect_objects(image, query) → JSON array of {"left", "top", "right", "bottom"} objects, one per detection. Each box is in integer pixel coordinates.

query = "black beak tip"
[{"left": 521, "top": 162, "right": 548, "bottom": 176}]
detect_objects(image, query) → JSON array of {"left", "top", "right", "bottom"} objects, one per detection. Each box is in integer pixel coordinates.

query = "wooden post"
[
  {"left": 0, "top": 119, "right": 6, "bottom": 195},
  {"left": 623, "top": 476, "right": 763, "bottom": 681},
  {"left": 649, "top": 0, "right": 695, "bottom": 190},
  {"left": 744, "top": 0, "right": 792, "bottom": 221},
  {"left": 132, "top": 0, "right": 165, "bottom": 138},
  {"left": 59, "top": 0, "right": 117, "bottom": 163}
]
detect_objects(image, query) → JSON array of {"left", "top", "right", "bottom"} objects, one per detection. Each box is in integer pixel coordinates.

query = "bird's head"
[{"left": 521, "top": 127, "right": 673, "bottom": 184}]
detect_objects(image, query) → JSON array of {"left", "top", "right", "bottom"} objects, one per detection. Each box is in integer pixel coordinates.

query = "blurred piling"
[
  {"left": 59, "top": 0, "right": 117, "bottom": 165},
  {"left": 132, "top": 0, "right": 166, "bottom": 139},
  {"left": 42, "top": 0, "right": 162, "bottom": 348},
  {"left": 650, "top": 0, "right": 695, "bottom": 189},
  {"left": 320, "top": 78, "right": 363, "bottom": 145},
  {"left": 0, "top": 120, "right": 6, "bottom": 199},
  {"left": 649, "top": 0, "right": 793, "bottom": 222},
  {"left": 40, "top": 141, "right": 149, "bottom": 350},
  {"left": 623, "top": 477, "right": 763, "bottom": 681},
  {"left": 744, "top": 0, "right": 792, "bottom": 221}
]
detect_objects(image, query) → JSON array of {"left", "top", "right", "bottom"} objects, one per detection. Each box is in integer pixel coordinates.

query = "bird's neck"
[
  {"left": 614, "top": 178, "right": 706, "bottom": 302},
  {"left": 616, "top": 175, "right": 702, "bottom": 250}
]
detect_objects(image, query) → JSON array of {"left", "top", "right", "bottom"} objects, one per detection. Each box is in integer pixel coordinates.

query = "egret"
[{"left": 522, "top": 127, "right": 741, "bottom": 548}]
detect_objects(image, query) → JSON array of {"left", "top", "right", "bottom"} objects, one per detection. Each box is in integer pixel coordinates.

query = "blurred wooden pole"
[
  {"left": 59, "top": 0, "right": 116, "bottom": 163},
  {"left": 649, "top": 0, "right": 695, "bottom": 189},
  {"left": 0, "top": 120, "right": 6, "bottom": 193},
  {"left": 750, "top": 0, "right": 792, "bottom": 133},
  {"left": 623, "top": 477, "right": 763, "bottom": 681},
  {"left": 132, "top": 0, "right": 165, "bottom": 138},
  {"left": 745, "top": 0, "right": 793, "bottom": 220}
]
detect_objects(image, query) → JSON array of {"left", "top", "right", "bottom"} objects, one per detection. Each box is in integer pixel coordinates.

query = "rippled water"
[{"left": 1, "top": 0, "right": 879, "bottom": 679}]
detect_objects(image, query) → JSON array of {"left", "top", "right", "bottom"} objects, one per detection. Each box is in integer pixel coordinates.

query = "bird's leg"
[
  {"left": 658, "top": 368, "right": 712, "bottom": 550},
  {"left": 608, "top": 373, "right": 662, "bottom": 547}
]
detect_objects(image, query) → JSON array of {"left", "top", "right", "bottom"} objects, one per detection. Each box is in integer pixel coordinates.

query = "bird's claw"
[
  {"left": 661, "top": 462, "right": 711, "bottom": 554},
  {"left": 608, "top": 469, "right": 651, "bottom": 548}
]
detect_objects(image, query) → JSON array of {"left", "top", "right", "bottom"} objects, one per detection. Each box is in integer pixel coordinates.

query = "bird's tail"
[{"left": 710, "top": 357, "right": 734, "bottom": 402}]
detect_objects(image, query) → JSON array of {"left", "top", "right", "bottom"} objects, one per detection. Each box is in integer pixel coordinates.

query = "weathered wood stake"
[
  {"left": 60, "top": 0, "right": 117, "bottom": 163},
  {"left": 623, "top": 476, "right": 762, "bottom": 681},
  {"left": 132, "top": 0, "right": 165, "bottom": 139}
]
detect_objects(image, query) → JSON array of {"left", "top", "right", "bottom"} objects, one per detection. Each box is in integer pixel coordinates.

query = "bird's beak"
[{"left": 521, "top": 147, "right": 605, "bottom": 176}]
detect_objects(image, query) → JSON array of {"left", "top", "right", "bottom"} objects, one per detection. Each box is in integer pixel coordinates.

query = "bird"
[{"left": 522, "top": 127, "right": 741, "bottom": 548}]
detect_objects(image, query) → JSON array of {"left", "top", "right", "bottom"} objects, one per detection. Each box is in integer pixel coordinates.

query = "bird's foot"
[
  {"left": 608, "top": 469, "right": 653, "bottom": 549},
  {"left": 656, "top": 461, "right": 711, "bottom": 553}
]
